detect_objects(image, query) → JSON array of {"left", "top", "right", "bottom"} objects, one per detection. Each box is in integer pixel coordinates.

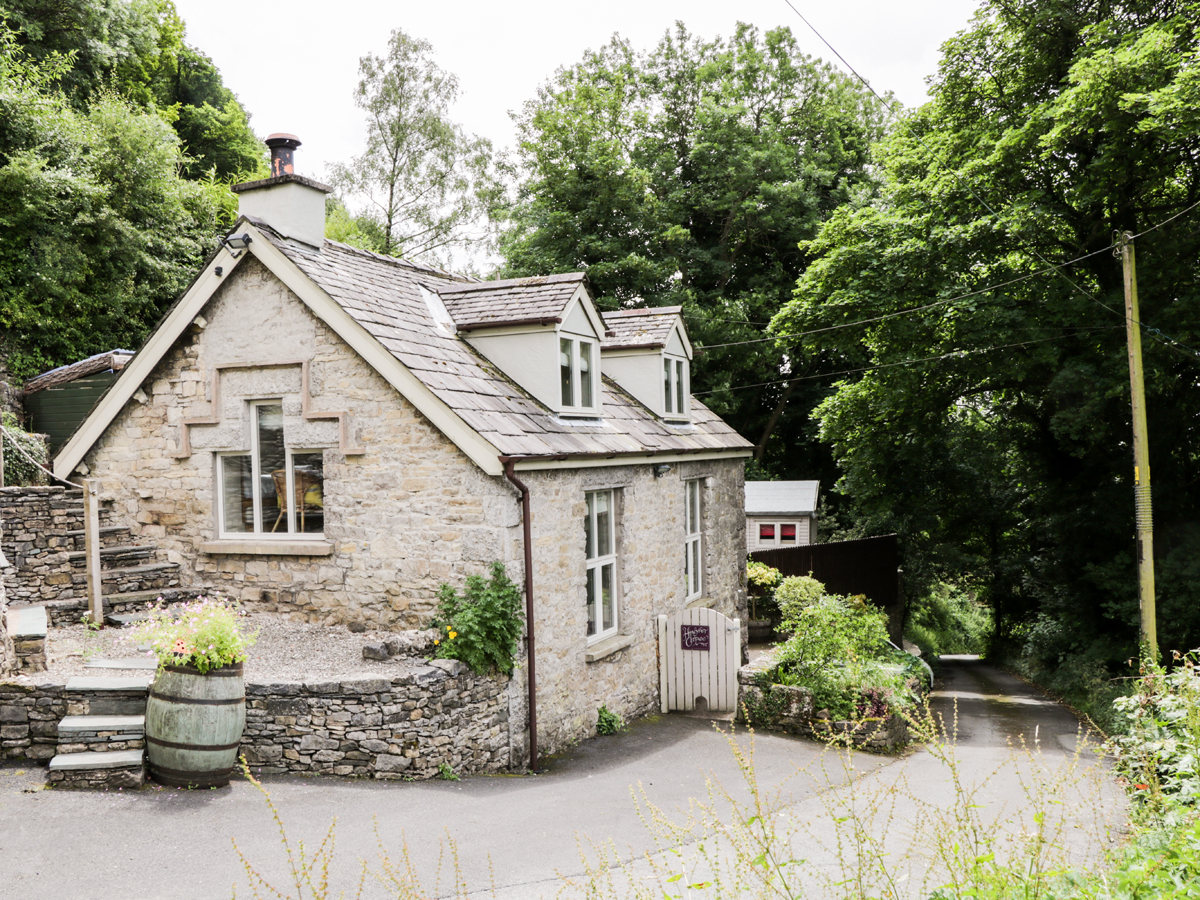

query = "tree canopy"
[
  {"left": 1, "top": 0, "right": 264, "bottom": 180},
  {"left": 774, "top": 0, "right": 1200, "bottom": 662},
  {"left": 501, "top": 22, "right": 890, "bottom": 483},
  {"left": 327, "top": 28, "right": 500, "bottom": 269},
  {"left": 0, "top": 25, "right": 235, "bottom": 379}
]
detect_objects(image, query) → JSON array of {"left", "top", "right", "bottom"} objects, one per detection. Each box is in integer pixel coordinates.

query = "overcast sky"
[{"left": 172, "top": 0, "right": 980, "bottom": 179}]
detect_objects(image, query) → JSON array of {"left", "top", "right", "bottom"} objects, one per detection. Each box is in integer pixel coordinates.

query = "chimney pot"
[{"left": 265, "top": 133, "right": 302, "bottom": 177}]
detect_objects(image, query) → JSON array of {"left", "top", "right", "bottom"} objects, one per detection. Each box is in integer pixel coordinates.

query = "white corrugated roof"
[{"left": 744, "top": 481, "right": 820, "bottom": 516}]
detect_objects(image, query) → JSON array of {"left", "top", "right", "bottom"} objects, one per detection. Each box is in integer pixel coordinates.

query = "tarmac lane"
[{"left": 0, "top": 657, "right": 1125, "bottom": 900}]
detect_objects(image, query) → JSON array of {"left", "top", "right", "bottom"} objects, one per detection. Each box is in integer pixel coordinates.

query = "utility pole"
[{"left": 1119, "top": 232, "right": 1157, "bottom": 662}]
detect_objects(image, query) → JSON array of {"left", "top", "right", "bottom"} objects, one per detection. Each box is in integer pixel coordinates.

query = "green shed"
[{"left": 24, "top": 351, "right": 134, "bottom": 455}]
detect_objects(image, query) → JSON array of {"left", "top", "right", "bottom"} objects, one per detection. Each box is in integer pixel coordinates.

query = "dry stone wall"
[
  {"left": 1, "top": 486, "right": 94, "bottom": 604},
  {"left": 1, "top": 664, "right": 519, "bottom": 779},
  {"left": 242, "top": 660, "right": 517, "bottom": 779},
  {"left": 0, "top": 681, "right": 65, "bottom": 761},
  {"left": 80, "top": 257, "right": 521, "bottom": 631}
]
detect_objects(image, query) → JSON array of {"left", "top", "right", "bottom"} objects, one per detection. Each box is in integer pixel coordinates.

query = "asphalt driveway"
[{"left": 0, "top": 657, "right": 1126, "bottom": 899}]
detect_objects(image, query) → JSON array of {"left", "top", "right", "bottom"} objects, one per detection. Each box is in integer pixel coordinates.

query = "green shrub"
[
  {"left": 769, "top": 586, "right": 922, "bottom": 721},
  {"left": 773, "top": 575, "right": 826, "bottom": 624},
  {"left": 746, "top": 560, "right": 783, "bottom": 620},
  {"left": 904, "top": 582, "right": 992, "bottom": 657},
  {"left": 0, "top": 413, "right": 48, "bottom": 486},
  {"left": 433, "top": 561, "right": 524, "bottom": 676}
]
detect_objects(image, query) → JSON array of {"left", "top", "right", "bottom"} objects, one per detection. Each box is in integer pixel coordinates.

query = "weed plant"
[
  {"left": 597, "top": 704, "right": 624, "bottom": 735},
  {"left": 431, "top": 560, "right": 523, "bottom": 675}
]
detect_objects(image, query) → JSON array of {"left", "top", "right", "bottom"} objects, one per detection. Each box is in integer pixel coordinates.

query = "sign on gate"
[
  {"left": 680, "top": 624, "right": 710, "bottom": 651},
  {"left": 658, "top": 607, "right": 742, "bottom": 713}
]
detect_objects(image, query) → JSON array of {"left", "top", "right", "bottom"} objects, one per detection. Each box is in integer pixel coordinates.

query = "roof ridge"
[
  {"left": 602, "top": 305, "right": 682, "bottom": 318},
  {"left": 437, "top": 272, "right": 586, "bottom": 294},
  {"left": 320, "top": 239, "right": 477, "bottom": 283}
]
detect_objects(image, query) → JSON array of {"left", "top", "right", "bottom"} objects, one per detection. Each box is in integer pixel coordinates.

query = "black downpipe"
[{"left": 501, "top": 457, "right": 538, "bottom": 773}]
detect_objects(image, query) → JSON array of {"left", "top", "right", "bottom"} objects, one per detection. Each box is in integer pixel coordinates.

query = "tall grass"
[{"left": 233, "top": 702, "right": 1125, "bottom": 900}]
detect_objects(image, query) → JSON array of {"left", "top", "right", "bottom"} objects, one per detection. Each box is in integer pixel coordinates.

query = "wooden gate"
[{"left": 658, "top": 607, "right": 741, "bottom": 713}]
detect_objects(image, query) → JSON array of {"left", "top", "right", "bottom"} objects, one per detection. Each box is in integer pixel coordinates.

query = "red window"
[
  {"left": 758, "top": 524, "right": 776, "bottom": 543},
  {"left": 780, "top": 524, "right": 797, "bottom": 543}
]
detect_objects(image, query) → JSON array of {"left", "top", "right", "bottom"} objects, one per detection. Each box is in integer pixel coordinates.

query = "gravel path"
[{"left": 42, "top": 613, "right": 426, "bottom": 681}]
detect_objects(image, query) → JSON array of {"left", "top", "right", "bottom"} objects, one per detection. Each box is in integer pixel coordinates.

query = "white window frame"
[
  {"left": 755, "top": 520, "right": 800, "bottom": 548},
  {"left": 684, "top": 479, "right": 702, "bottom": 600},
  {"left": 559, "top": 335, "right": 598, "bottom": 413},
  {"left": 215, "top": 400, "right": 325, "bottom": 539},
  {"left": 584, "top": 489, "right": 618, "bottom": 641},
  {"left": 663, "top": 354, "right": 688, "bottom": 419}
]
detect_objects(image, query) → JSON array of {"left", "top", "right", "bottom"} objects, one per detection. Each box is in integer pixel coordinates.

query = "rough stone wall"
[
  {"left": 241, "top": 660, "right": 517, "bottom": 779},
  {"left": 80, "top": 257, "right": 520, "bottom": 629},
  {"left": 523, "top": 457, "right": 746, "bottom": 756},
  {"left": 0, "top": 681, "right": 65, "bottom": 760},
  {"left": 0, "top": 486, "right": 93, "bottom": 603},
  {"left": 0, "top": 664, "right": 519, "bottom": 778},
  {"left": 0, "top": 564, "right": 10, "bottom": 676}
]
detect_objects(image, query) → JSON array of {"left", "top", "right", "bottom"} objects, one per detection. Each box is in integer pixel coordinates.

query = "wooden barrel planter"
[{"left": 145, "top": 662, "right": 246, "bottom": 788}]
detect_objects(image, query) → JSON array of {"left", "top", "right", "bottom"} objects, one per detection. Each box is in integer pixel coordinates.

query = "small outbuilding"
[
  {"left": 24, "top": 351, "right": 134, "bottom": 454},
  {"left": 745, "top": 480, "right": 820, "bottom": 550}
]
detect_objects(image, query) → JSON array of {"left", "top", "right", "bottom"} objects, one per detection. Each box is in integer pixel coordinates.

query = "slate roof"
[
  {"left": 438, "top": 273, "right": 587, "bottom": 330},
  {"left": 601, "top": 307, "right": 682, "bottom": 350},
  {"left": 745, "top": 481, "right": 821, "bottom": 516},
  {"left": 263, "top": 230, "right": 751, "bottom": 460}
]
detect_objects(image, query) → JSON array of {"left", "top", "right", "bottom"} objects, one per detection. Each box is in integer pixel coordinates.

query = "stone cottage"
[{"left": 53, "top": 135, "right": 753, "bottom": 759}]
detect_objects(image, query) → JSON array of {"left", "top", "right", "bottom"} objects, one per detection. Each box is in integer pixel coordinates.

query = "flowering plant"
[{"left": 125, "top": 596, "right": 257, "bottom": 673}]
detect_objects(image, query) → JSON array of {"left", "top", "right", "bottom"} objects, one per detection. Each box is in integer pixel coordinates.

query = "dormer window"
[
  {"left": 663, "top": 356, "right": 688, "bottom": 419},
  {"left": 560, "top": 337, "right": 596, "bottom": 412}
]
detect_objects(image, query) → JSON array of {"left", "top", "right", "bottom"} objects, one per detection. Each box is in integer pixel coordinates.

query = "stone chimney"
[{"left": 231, "top": 133, "right": 332, "bottom": 249}]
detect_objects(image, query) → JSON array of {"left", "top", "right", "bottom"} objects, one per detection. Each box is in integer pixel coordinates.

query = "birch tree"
[{"left": 328, "top": 29, "right": 499, "bottom": 267}]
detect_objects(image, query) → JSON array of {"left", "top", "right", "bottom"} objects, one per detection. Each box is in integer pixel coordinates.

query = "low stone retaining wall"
[
  {"left": 2, "top": 660, "right": 522, "bottom": 779},
  {"left": 0, "top": 681, "right": 66, "bottom": 761},
  {"left": 736, "top": 653, "right": 911, "bottom": 752},
  {"left": 242, "top": 660, "right": 518, "bottom": 780}
]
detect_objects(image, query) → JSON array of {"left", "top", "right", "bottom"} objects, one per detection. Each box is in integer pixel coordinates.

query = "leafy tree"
[
  {"left": 501, "top": 23, "right": 890, "bottom": 485},
  {"left": 1, "top": 0, "right": 265, "bottom": 180},
  {"left": 775, "top": 0, "right": 1200, "bottom": 661},
  {"left": 0, "top": 28, "right": 233, "bottom": 379},
  {"left": 327, "top": 28, "right": 500, "bottom": 266}
]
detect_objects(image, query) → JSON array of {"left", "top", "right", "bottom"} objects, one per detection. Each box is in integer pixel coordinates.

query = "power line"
[
  {"left": 692, "top": 328, "right": 1118, "bottom": 396},
  {"left": 699, "top": 244, "right": 1117, "bottom": 350},
  {"left": 780, "top": 0, "right": 1200, "bottom": 361}
]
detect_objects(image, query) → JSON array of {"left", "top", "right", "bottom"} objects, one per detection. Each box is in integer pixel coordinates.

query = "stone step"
[
  {"left": 66, "top": 542, "right": 153, "bottom": 571},
  {"left": 64, "top": 562, "right": 181, "bottom": 595},
  {"left": 5, "top": 604, "right": 48, "bottom": 638},
  {"left": 59, "top": 714, "right": 146, "bottom": 733},
  {"left": 67, "top": 544, "right": 158, "bottom": 569},
  {"left": 5, "top": 605, "right": 47, "bottom": 673},
  {"left": 42, "top": 587, "right": 204, "bottom": 629},
  {"left": 65, "top": 676, "right": 152, "bottom": 717},
  {"left": 62, "top": 525, "right": 132, "bottom": 550},
  {"left": 65, "top": 676, "right": 152, "bottom": 692},
  {"left": 56, "top": 715, "right": 146, "bottom": 755},
  {"left": 49, "top": 748, "right": 145, "bottom": 770},
  {"left": 84, "top": 656, "right": 158, "bottom": 669},
  {"left": 47, "top": 748, "right": 145, "bottom": 789}
]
